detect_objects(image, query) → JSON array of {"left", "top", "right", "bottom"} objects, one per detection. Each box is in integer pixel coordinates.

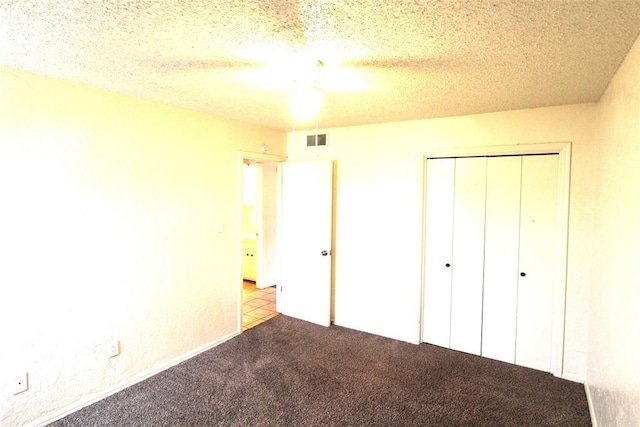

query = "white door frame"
[
  {"left": 420, "top": 142, "right": 571, "bottom": 377},
  {"left": 237, "top": 151, "right": 286, "bottom": 333}
]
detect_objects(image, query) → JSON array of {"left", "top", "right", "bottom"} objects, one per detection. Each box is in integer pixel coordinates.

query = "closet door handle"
[
  {"left": 445, "top": 263, "right": 451, "bottom": 268},
  {"left": 520, "top": 272, "right": 526, "bottom": 277}
]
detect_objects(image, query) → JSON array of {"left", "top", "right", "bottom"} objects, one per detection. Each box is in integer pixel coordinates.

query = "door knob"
[
  {"left": 445, "top": 263, "right": 451, "bottom": 268},
  {"left": 321, "top": 250, "right": 329, "bottom": 256},
  {"left": 520, "top": 272, "right": 526, "bottom": 277}
]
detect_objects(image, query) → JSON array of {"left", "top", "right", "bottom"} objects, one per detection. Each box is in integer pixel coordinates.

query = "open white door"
[{"left": 280, "top": 160, "right": 333, "bottom": 327}]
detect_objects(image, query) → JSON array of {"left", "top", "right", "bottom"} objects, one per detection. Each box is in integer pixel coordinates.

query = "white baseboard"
[
  {"left": 561, "top": 372, "right": 585, "bottom": 383},
  {"left": 30, "top": 330, "right": 240, "bottom": 427},
  {"left": 584, "top": 382, "right": 598, "bottom": 427}
]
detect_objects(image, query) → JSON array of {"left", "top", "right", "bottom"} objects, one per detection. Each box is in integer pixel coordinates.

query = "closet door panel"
[
  {"left": 481, "top": 156, "right": 522, "bottom": 363},
  {"left": 516, "top": 154, "right": 558, "bottom": 371},
  {"left": 450, "top": 157, "right": 486, "bottom": 355},
  {"left": 422, "top": 159, "right": 455, "bottom": 346}
]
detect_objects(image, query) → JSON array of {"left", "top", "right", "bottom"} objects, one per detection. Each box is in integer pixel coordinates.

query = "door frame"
[
  {"left": 237, "top": 151, "right": 286, "bottom": 333},
  {"left": 420, "top": 142, "right": 571, "bottom": 377}
]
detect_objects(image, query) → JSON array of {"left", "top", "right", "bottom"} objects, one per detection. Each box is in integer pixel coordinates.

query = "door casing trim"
[{"left": 237, "top": 151, "right": 286, "bottom": 333}]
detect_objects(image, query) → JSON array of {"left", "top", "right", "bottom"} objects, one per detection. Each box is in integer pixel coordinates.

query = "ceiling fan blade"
[
  {"left": 343, "top": 56, "right": 460, "bottom": 72},
  {"left": 319, "top": 65, "right": 369, "bottom": 93},
  {"left": 141, "top": 58, "right": 264, "bottom": 72}
]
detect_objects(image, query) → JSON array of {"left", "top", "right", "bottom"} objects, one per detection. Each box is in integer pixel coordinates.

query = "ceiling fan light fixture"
[{"left": 289, "top": 86, "right": 323, "bottom": 122}]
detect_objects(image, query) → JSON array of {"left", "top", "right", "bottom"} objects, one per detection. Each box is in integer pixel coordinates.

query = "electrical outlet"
[
  {"left": 106, "top": 340, "right": 120, "bottom": 358},
  {"left": 14, "top": 372, "right": 28, "bottom": 395}
]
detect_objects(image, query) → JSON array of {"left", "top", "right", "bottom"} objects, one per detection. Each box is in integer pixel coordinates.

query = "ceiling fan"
[
  {"left": 145, "top": 52, "right": 373, "bottom": 122},
  {"left": 138, "top": 2, "right": 435, "bottom": 123}
]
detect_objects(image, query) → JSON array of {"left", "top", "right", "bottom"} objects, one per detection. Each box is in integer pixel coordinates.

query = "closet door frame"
[{"left": 420, "top": 142, "right": 571, "bottom": 378}]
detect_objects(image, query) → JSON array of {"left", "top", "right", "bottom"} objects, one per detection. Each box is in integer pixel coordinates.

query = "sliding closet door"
[
  {"left": 481, "top": 156, "right": 522, "bottom": 363},
  {"left": 422, "top": 158, "right": 455, "bottom": 346},
  {"left": 422, "top": 151, "right": 564, "bottom": 373},
  {"left": 449, "top": 157, "right": 486, "bottom": 355},
  {"left": 516, "top": 154, "right": 559, "bottom": 371}
]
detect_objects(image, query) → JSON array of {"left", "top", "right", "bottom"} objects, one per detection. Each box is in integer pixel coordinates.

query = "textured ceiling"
[{"left": 2, "top": 0, "right": 640, "bottom": 131}]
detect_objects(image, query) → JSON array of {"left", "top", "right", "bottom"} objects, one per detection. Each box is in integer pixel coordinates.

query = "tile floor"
[{"left": 242, "top": 280, "right": 278, "bottom": 331}]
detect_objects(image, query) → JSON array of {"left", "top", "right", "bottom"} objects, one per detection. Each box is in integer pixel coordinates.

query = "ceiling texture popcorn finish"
[{"left": 1, "top": 0, "right": 640, "bottom": 130}]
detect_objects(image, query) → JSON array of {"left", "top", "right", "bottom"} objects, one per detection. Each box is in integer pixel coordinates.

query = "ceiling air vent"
[{"left": 306, "top": 134, "right": 327, "bottom": 147}]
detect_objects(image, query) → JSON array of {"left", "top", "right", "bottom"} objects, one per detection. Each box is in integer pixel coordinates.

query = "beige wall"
[
  {"left": 0, "top": 67, "right": 285, "bottom": 426},
  {"left": 588, "top": 35, "right": 640, "bottom": 426},
  {"left": 288, "top": 102, "right": 597, "bottom": 381}
]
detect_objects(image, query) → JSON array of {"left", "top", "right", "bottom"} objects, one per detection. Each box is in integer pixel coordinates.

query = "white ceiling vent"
[{"left": 306, "top": 134, "right": 327, "bottom": 147}]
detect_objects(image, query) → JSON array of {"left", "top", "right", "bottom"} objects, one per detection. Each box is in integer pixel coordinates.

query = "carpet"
[{"left": 49, "top": 315, "right": 590, "bottom": 426}]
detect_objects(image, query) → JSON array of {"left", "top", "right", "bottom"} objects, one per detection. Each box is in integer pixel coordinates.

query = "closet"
[{"left": 422, "top": 154, "right": 559, "bottom": 372}]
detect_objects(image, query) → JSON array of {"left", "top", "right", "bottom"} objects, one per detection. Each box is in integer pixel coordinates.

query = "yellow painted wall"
[
  {"left": 588, "top": 35, "right": 640, "bottom": 426},
  {"left": 288, "top": 102, "right": 597, "bottom": 382},
  {"left": 0, "top": 67, "right": 285, "bottom": 426}
]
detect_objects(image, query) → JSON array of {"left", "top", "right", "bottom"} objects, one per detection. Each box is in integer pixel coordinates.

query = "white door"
[
  {"left": 449, "top": 157, "right": 487, "bottom": 355},
  {"left": 515, "top": 154, "right": 558, "bottom": 371},
  {"left": 422, "top": 153, "right": 561, "bottom": 372},
  {"left": 422, "top": 158, "right": 455, "bottom": 346},
  {"left": 481, "top": 156, "right": 522, "bottom": 363},
  {"left": 280, "top": 160, "right": 333, "bottom": 327}
]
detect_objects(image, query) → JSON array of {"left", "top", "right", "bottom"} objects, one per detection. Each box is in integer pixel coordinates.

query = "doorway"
[
  {"left": 238, "top": 155, "right": 335, "bottom": 331},
  {"left": 239, "top": 152, "right": 284, "bottom": 331}
]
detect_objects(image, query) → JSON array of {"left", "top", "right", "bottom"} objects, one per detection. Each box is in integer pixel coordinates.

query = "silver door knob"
[{"left": 321, "top": 250, "right": 329, "bottom": 256}]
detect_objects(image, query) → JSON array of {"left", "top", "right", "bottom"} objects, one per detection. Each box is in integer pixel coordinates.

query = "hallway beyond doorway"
[{"left": 242, "top": 280, "right": 278, "bottom": 331}]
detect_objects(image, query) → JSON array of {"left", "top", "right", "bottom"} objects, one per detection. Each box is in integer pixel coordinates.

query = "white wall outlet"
[
  {"left": 14, "top": 372, "right": 28, "bottom": 395},
  {"left": 106, "top": 340, "right": 120, "bottom": 358}
]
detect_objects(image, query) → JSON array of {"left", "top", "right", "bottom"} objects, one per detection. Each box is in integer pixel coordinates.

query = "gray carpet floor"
[{"left": 49, "top": 315, "right": 590, "bottom": 426}]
